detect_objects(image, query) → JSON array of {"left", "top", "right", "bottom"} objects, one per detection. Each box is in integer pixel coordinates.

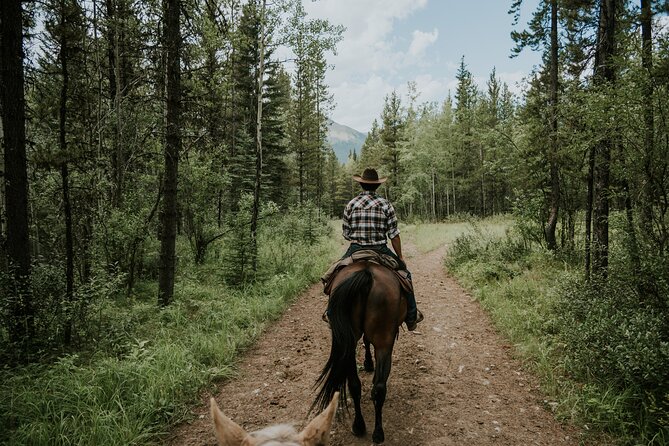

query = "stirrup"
[{"left": 321, "top": 310, "right": 330, "bottom": 325}]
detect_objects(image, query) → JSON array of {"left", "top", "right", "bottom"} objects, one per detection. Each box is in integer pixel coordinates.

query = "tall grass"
[
  {"left": 404, "top": 216, "right": 511, "bottom": 254},
  {"left": 445, "top": 220, "right": 669, "bottom": 445},
  {"left": 1, "top": 220, "right": 340, "bottom": 445}
]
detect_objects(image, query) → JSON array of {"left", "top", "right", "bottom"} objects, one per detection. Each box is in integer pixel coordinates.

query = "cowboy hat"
[{"left": 352, "top": 168, "right": 387, "bottom": 184}]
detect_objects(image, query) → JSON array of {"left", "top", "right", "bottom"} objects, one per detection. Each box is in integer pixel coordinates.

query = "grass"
[
  {"left": 5, "top": 215, "right": 662, "bottom": 445},
  {"left": 443, "top": 218, "right": 669, "bottom": 445},
  {"left": 403, "top": 215, "right": 511, "bottom": 253},
  {"left": 1, "top": 232, "right": 340, "bottom": 445}
]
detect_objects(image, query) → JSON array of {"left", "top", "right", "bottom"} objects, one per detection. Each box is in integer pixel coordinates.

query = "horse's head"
[{"left": 210, "top": 392, "right": 338, "bottom": 446}]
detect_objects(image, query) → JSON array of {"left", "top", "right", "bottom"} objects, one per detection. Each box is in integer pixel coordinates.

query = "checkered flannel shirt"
[{"left": 342, "top": 191, "right": 400, "bottom": 246}]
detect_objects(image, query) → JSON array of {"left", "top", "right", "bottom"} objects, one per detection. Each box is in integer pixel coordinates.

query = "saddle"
[{"left": 321, "top": 249, "right": 414, "bottom": 296}]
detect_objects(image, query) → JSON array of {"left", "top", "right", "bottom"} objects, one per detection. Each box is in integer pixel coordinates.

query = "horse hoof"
[
  {"left": 364, "top": 360, "right": 374, "bottom": 372},
  {"left": 351, "top": 419, "right": 366, "bottom": 437},
  {"left": 372, "top": 430, "right": 384, "bottom": 444}
]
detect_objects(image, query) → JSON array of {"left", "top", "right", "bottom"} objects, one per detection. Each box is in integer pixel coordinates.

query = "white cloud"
[
  {"left": 408, "top": 29, "right": 438, "bottom": 57},
  {"left": 303, "top": 0, "right": 431, "bottom": 130},
  {"left": 304, "top": 0, "right": 428, "bottom": 83},
  {"left": 301, "top": 1, "right": 540, "bottom": 132},
  {"left": 497, "top": 70, "right": 530, "bottom": 96},
  {"left": 329, "top": 75, "right": 396, "bottom": 132}
]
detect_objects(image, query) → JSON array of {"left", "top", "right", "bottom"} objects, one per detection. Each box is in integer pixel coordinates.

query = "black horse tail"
[{"left": 312, "top": 267, "right": 373, "bottom": 414}]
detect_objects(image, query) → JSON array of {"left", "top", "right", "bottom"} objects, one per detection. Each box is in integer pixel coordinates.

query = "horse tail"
[{"left": 312, "top": 267, "right": 373, "bottom": 413}]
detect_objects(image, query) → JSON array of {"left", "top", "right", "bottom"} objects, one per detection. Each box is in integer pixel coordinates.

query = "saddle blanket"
[{"left": 321, "top": 249, "right": 413, "bottom": 296}]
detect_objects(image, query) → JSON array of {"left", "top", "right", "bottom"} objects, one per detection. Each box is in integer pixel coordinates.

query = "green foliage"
[
  {"left": 220, "top": 194, "right": 264, "bottom": 286},
  {"left": 220, "top": 196, "right": 333, "bottom": 287},
  {"left": 447, "top": 223, "right": 531, "bottom": 270},
  {"left": 553, "top": 271, "right": 669, "bottom": 440},
  {"left": 447, "top": 220, "right": 669, "bottom": 444},
  {"left": 0, "top": 228, "right": 339, "bottom": 445},
  {"left": 1, "top": 261, "right": 127, "bottom": 351},
  {"left": 510, "top": 191, "right": 549, "bottom": 248}
]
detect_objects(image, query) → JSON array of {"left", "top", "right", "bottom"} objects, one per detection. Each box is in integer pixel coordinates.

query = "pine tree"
[
  {"left": 1, "top": 0, "right": 33, "bottom": 344},
  {"left": 158, "top": 0, "right": 182, "bottom": 307},
  {"left": 379, "top": 90, "right": 404, "bottom": 201},
  {"left": 453, "top": 57, "right": 479, "bottom": 213}
]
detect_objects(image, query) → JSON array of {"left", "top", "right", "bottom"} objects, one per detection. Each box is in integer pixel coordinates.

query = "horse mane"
[
  {"left": 211, "top": 392, "right": 339, "bottom": 446},
  {"left": 247, "top": 424, "right": 301, "bottom": 446}
]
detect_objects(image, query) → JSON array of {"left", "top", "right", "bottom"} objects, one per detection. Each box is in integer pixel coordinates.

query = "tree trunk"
[
  {"left": 640, "top": 0, "right": 655, "bottom": 240},
  {"left": 585, "top": 144, "right": 595, "bottom": 279},
  {"left": 479, "top": 144, "right": 485, "bottom": 216},
  {"left": 623, "top": 176, "right": 642, "bottom": 285},
  {"left": 250, "top": 0, "right": 266, "bottom": 274},
  {"left": 158, "top": 0, "right": 181, "bottom": 307},
  {"left": 0, "top": 0, "right": 33, "bottom": 344},
  {"left": 61, "top": 163, "right": 75, "bottom": 344},
  {"left": 451, "top": 158, "right": 456, "bottom": 214},
  {"left": 545, "top": 0, "right": 560, "bottom": 251},
  {"left": 105, "top": 0, "right": 124, "bottom": 207},
  {"left": 58, "top": 0, "right": 75, "bottom": 344},
  {"left": 431, "top": 170, "right": 436, "bottom": 220},
  {"left": 591, "top": 0, "right": 616, "bottom": 277}
]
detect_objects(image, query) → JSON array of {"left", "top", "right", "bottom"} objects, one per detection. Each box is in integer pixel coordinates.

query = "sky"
[{"left": 301, "top": 0, "right": 544, "bottom": 132}]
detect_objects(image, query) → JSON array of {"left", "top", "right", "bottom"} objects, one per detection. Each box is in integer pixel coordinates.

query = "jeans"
[{"left": 342, "top": 243, "right": 418, "bottom": 321}]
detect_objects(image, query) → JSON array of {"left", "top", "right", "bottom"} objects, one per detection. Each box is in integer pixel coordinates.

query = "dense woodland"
[
  {"left": 1, "top": 0, "right": 669, "bottom": 443},
  {"left": 1, "top": 0, "right": 346, "bottom": 344}
]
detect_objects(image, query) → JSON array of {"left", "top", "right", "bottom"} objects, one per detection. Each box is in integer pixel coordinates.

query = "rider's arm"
[
  {"left": 386, "top": 201, "right": 401, "bottom": 259},
  {"left": 390, "top": 235, "right": 403, "bottom": 261},
  {"left": 342, "top": 202, "right": 353, "bottom": 241}
]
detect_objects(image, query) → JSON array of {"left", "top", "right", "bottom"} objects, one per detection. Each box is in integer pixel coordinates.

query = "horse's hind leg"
[
  {"left": 363, "top": 335, "right": 374, "bottom": 372},
  {"left": 347, "top": 359, "right": 366, "bottom": 436},
  {"left": 371, "top": 348, "right": 393, "bottom": 444}
]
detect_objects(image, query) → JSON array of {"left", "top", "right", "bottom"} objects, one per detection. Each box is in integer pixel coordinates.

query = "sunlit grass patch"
[{"left": 403, "top": 217, "right": 512, "bottom": 254}]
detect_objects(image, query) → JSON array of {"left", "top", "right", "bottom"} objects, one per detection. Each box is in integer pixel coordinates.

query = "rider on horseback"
[{"left": 340, "top": 168, "right": 423, "bottom": 331}]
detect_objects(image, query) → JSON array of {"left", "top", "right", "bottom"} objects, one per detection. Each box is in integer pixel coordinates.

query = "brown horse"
[
  {"left": 210, "top": 392, "right": 339, "bottom": 446},
  {"left": 313, "top": 261, "right": 407, "bottom": 444}
]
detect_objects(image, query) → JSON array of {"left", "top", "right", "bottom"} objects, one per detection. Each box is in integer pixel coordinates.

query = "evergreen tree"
[
  {"left": 158, "top": 0, "right": 182, "bottom": 306},
  {"left": 1, "top": 0, "right": 32, "bottom": 344},
  {"left": 379, "top": 90, "right": 404, "bottom": 201}
]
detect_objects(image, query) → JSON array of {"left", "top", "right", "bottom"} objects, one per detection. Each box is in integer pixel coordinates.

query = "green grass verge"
[
  {"left": 1, "top": 236, "right": 339, "bottom": 445},
  {"left": 444, "top": 220, "right": 668, "bottom": 445}
]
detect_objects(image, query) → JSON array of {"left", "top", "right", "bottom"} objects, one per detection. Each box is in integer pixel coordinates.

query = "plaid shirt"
[{"left": 342, "top": 191, "right": 400, "bottom": 246}]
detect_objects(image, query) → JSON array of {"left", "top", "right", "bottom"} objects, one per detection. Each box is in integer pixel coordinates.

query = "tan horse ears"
[
  {"left": 298, "top": 392, "right": 339, "bottom": 446},
  {"left": 210, "top": 392, "right": 339, "bottom": 446},
  {"left": 210, "top": 397, "right": 251, "bottom": 446}
]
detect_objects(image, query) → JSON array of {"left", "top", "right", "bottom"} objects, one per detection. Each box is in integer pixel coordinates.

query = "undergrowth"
[
  {"left": 446, "top": 220, "right": 669, "bottom": 445},
  {"left": 0, "top": 211, "right": 339, "bottom": 445}
]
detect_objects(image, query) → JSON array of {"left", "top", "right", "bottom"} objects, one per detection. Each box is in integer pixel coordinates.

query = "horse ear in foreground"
[{"left": 210, "top": 392, "right": 339, "bottom": 446}]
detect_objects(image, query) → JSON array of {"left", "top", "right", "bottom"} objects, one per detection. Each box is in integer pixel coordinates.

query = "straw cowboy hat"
[{"left": 352, "top": 168, "right": 387, "bottom": 184}]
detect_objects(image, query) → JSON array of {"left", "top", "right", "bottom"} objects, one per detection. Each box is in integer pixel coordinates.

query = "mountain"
[{"left": 327, "top": 119, "right": 367, "bottom": 164}]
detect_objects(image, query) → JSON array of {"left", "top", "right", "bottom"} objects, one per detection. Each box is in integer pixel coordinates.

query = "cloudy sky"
[{"left": 302, "top": 0, "right": 543, "bottom": 132}]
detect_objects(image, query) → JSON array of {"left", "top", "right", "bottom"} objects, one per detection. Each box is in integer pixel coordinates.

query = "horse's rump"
[{"left": 313, "top": 262, "right": 406, "bottom": 412}]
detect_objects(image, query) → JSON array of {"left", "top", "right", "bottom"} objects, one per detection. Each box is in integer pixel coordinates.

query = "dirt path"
[{"left": 170, "top": 243, "right": 578, "bottom": 445}]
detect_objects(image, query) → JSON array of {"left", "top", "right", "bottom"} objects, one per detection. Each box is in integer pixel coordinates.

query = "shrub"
[
  {"left": 554, "top": 276, "right": 669, "bottom": 438},
  {"left": 447, "top": 218, "right": 669, "bottom": 443}
]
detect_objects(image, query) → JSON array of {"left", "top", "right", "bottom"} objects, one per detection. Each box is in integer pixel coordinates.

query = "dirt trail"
[{"left": 170, "top": 243, "right": 578, "bottom": 445}]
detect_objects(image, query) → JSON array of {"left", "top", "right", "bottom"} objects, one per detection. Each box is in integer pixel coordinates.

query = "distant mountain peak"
[{"left": 327, "top": 120, "right": 367, "bottom": 163}]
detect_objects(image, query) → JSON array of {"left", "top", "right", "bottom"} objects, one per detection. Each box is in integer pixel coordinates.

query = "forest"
[{"left": 1, "top": 0, "right": 668, "bottom": 444}]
